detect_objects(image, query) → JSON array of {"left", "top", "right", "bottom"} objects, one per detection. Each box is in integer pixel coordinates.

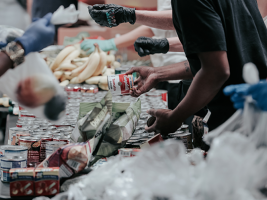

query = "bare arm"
[
  {"left": 167, "top": 37, "right": 184, "bottom": 52},
  {"left": 0, "top": 52, "right": 13, "bottom": 77},
  {"left": 155, "top": 60, "right": 193, "bottom": 81},
  {"left": 171, "top": 51, "right": 230, "bottom": 122},
  {"left": 135, "top": 10, "right": 175, "bottom": 30},
  {"left": 114, "top": 25, "right": 154, "bottom": 49}
]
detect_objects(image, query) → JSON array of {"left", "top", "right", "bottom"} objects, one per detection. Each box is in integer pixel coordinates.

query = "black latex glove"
[
  {"left": 88, "top": 4, "right": 136, "bottom": 28},
  {"left": 134, "top": 37, "right": 169, "bottom": 57}
]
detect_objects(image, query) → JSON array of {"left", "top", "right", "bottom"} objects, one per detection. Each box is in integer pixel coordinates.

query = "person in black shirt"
[{"left": 87, "top": 1, "right": 267, "bottom": 134}]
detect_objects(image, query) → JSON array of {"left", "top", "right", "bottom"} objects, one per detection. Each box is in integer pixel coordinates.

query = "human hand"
[
  {"left": 246, "top": 81, "right": 267, "bottom": 111},
  {"left": 88, "top": 4, "right": 136, "bottom": 28},
  {"left": 145, "top": 109, "right": 182, "bottom": 135},
  {"left": 134, "top": 37, "right": 169, "bottom": 57},
  {"left": 81, "top": 39, "right": 117, "bottom": 54},
  {"left": 125, "top": 66, "right": 158, "bottom": 97},
  {"left": 16, "top": 13, "right": 55, "bottom": 55},
  {"left": 224, "top": 84, "right": 249, "bottom": 109}
]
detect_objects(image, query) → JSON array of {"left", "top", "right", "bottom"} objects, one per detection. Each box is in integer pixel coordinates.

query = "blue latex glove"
[
  {"left": 80, "top": 39, "right": 117, "bottom": 54},
  {"left": 16, "top": 13, "right": 55, "bottom": 55},
  {"left": 246, "top": 81, "right": 267, "bottom": 111},
  {"left": 224, "top": 84, "right": 249, "bottom": 109}
]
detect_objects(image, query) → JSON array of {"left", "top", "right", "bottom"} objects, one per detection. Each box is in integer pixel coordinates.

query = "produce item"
[
  {"left": 69, "top": 58, "right": 90, "bottom": 78},
  {"left": 93, "top": 44, "right": 107, "bottom": 76},
  {"left": 50, "top": 45, "right": 76, "bottom": 71},
  {"left": 107, "top": 74, "right": 136, "bottom": 95},
  {"left": 77, "top": 44, "right": 100, "bottom": 83},
  {"left": 0, "top": 97, "right": 12, "bottom": 107},
  {"left": 10, "top": 168, "right": 35, "bottom": 197},
  {"left": 53, "top": 71, "right": 64, "bottom": 80},
  {"left": 85, "top": 76, "right": 108, "bottom": 85},
  {"left": 35, "top": 168, "right": 59, "bottom": 196},
  {"left": 55, "top": 60, "right": 77, "bottom": 72},
  {"left": 64, "top": 72, "right": 73, "bottom": 80},
  {"left": 70, "top": 77, "right": 79, "bottom": 84},
  {"left": 17, "top": 74, "right": 57, "bottom": 108},
  {"left": 103, "top": 68, "right": 115, "bottom": 76},
  {"left": 106, "top": 54, "right": 115, "bottom": 66},
  {"left": 59, "top": 80, "right": 70, "bottom": 87},
  {"left": 112, "top": 61, "right": 121, "bottom": 69}
]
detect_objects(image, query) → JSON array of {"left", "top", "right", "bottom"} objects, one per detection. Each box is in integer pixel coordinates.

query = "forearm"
[
  {"left": 114, "top": 25, "right": 154, "bottom": 49},
  {"left": 0, "top": 52, "right": 13, "bottom": 77},
  {"left": 135, "top": 10, "right": 175, "bottom": 30},
  {"left": 167, "top": 37, "right": 184, "bottom": 52},
  {"left": 154, "top": 61, "right": 193, "bottom": 82}
]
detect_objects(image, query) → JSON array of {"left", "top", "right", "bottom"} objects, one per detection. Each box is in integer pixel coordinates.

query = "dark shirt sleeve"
[{"left": 174, "top": 0, "right": 227, "bottom": 56}]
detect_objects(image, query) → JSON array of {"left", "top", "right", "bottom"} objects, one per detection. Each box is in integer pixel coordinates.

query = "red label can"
[
  {"left": 19, "top": 137, "right": 41, "bottom": 167},
  {"left": 107, "top": 74, "right": 135, "bottom": 95},
  {"left": 40, "top": 136, "right": 53, "bottom": 162}
]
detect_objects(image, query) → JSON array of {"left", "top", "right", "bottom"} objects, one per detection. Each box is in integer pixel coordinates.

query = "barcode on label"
[
  {"left": 59, "top": 164, "right": 73, "bottom": 178},
  {"left": 66, "top": 160, "right": 81, "bottom": 171}
]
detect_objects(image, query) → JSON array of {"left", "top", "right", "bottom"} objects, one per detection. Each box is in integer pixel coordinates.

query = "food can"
[
  {"left": 53, "top": 136, "right": 70, "bottom": 144},
  {"left": 39, "top": 136, "right": 53, "bottom": 162},
  {"left": 107, "top": 74, "right": 136, "bottom": 95},
  {"left": 19, "top": 137, "right": 41, "bottom": 167},
  {"left": 175, "top": 132, "right": 193, "bottom": 149},
  {"left": 1, "top": 156, "right": 27, "bottom": 182},
  {"left": 73, "top": 84, "right": 81, "bottom": 92},
  {"left": 81, "top": 84, "right": 99, "bottom": 93},
  {"left": 0, "top": 146, "right": 28, "bottom": 160},
  {"left": 12, "top": 132, "right": 31, "bottom": 146},
  {"left": 8, "top": 127, "right": 28, "bottom": 145},
  {"left": 46, "top": 141, "right": 66, "bottom": 158}
]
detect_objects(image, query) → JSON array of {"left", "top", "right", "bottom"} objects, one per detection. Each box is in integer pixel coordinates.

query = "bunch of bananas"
[{"left": 49, "top": 43, "right": 120, "bottom": 90}]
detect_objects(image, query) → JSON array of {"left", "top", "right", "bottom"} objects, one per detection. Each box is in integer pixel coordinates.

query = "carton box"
[
  {"left": 34, "top": 168, "right": 60, "bottom": 196},
  {"left": 10, "top": 168, "right": 35, "bottom": 197}
]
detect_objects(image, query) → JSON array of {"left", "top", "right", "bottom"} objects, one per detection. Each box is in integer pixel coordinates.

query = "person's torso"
[
  {"left": 171, "top": 0, "right": 267, "bottom": 105},
  {"left": 32, "top": 0, "right": 78, "bottom": 19}
]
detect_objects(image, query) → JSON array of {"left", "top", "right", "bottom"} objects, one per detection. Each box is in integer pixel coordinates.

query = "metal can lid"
[
  {"left": 0, "top": 145, "right": 27, "bottom": 151},
  {"left": 1, "top": 155, "right": 25, "bottom": 162}
]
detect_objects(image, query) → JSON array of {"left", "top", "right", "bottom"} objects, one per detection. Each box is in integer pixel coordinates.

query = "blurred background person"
[{"left": 0, "top": 0, "right": 30, "bottom": 30}]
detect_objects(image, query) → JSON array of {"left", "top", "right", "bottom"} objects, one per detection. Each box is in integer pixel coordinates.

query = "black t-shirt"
[
  {"left": 32, "top": 0, "right": 78, "bottom": 19},
  {"left": 171, "top": 0, "right": 267, "bottom": 130}
]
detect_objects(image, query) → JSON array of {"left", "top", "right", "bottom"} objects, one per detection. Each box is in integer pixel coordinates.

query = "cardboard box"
[
  {"left": 34, "top": 168, "right": 60, "bottom": 196},
  {"left": 10, "top": 168, "right": 35, "bottom": 197},
  {"left": 140, "top": 134, "right": 164, "bottom": 149}
]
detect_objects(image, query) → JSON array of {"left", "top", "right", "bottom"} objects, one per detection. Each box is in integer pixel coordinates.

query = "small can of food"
[
  {"left": 0, "top": 145, "right": 28, "bottom": 160},
  {"left": 46, "top": 141, "right": 66, "bottom": 158},
  {"left": 19, "top": 137, "right": 41, "bottom": 167},
  {"left": 73, "top": 84, "right": 81, "bottom": 92},
  {"left": 81, "top": 84, "right": 99, "bottom": 93},
  {"left": 12, "top": 132, "right": 31, "bottom": 146},
  {"left": 1, "top": 156, "right": 27, "bottom": 182},
  {"left": 107, "top": 74, "right": 136, "bottom": 95},
  {"left": 39, "top": 136, "right": 53, "bottom": 162}
]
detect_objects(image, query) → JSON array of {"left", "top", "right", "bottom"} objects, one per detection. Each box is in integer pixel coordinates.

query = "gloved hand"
[
  {"left": 134, "top": 37, "right": 169, "bottom": 57},
  {"left": 0, "top": 42, "right": 7, "bottom": 48},
  {"left": 81, "top": 39, "right": 117, "bottom": 54},
  {"left": 224, "top": 84, "right": 249, "bottom": 109},
  {"left": 246, "top": 81, "right": 267, "bottom": 111},
  {"left": 16, "top": 13, "right": 55, "bottom": 55},
  {"left": 88, "top": 4, "right": 136, "bottom": 28}
]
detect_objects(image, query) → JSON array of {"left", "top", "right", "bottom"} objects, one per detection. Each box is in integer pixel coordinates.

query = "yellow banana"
[
  {"left": 70, "top": 77, "right": 79, "bottom": 84},
  {"left": 50, "top": 46, "right": 76, "bottom": 71},
  {"left": 55, "top": 60, "right": 77, "bottom": 71},
  {"left": 77, "top": 44, "right": 100, "bottom": 83},
  {"left": 112, "top": 61, "right": 121, "bottom": 69},
  {"left": 64, "top": 72, "right": 73, "bottom": 80},
  {"left": 54, "top": 71, "right": 64, "bottom": 80},
  {"left": 70, "top": 56, "right": 91, "bottom": 77},
  {"left": 93, "top": 45, "right": 107, "bottom": 76},
  {"left": 106, "top": 54, "right": 115, "bottom": 67},
  {"left": 59, "top": 80, "right": 70, "bottom": 87}
]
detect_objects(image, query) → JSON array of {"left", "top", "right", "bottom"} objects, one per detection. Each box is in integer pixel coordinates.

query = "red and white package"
[
  {"left": 37, "top": 141, "right": 92, "bottom": 178},
  {"left": 107, "top": 74, "right": 135, "bottom": 95}
]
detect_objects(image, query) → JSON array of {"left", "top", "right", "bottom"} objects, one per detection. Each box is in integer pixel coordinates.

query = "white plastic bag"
[
  {"left": 51, "top": 4, "right": 80, "bottom": 25},
  {"left": 0, "top": 52, "right": 66, "bottom": 121}
]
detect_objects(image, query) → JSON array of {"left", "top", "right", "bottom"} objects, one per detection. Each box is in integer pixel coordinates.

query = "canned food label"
[
  {"left": 1, "top": 160, "right": 26, "bottom": 169},
  {"left": 108, "top": 74, "right": 135, "bottom": 95},
  {"left": 1, "top": 170, "right": 10, "bottom": 182},
  {"left": 20, "top": 141, "right": 40, "bottom": 166}
]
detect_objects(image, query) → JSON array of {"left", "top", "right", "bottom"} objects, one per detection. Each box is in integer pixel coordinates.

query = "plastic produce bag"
[{"left": 0, "top": 25, "right": 24, "bottom": 44}]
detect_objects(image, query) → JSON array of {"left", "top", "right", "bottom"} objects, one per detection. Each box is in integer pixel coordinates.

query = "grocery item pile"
[{"left": 48, "top": 43, "right": 121, "bottom": 89}]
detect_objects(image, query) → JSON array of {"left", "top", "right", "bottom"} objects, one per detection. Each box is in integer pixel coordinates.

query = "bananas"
[{"left": 49, "top": 43, "right": 117, "bottom": 88}]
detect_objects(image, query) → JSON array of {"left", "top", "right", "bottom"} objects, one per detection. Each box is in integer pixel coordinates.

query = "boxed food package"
[
  {"left": 10, "top": 168, "right": 35, "bottom": 197},
  {"left": 34, "top": 167, "right": 59, "bottom": 196}
]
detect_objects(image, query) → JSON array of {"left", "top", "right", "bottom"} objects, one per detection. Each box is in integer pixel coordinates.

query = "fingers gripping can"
[{"left": 108, "top": 74, "right": 136, "bottom": 95}]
